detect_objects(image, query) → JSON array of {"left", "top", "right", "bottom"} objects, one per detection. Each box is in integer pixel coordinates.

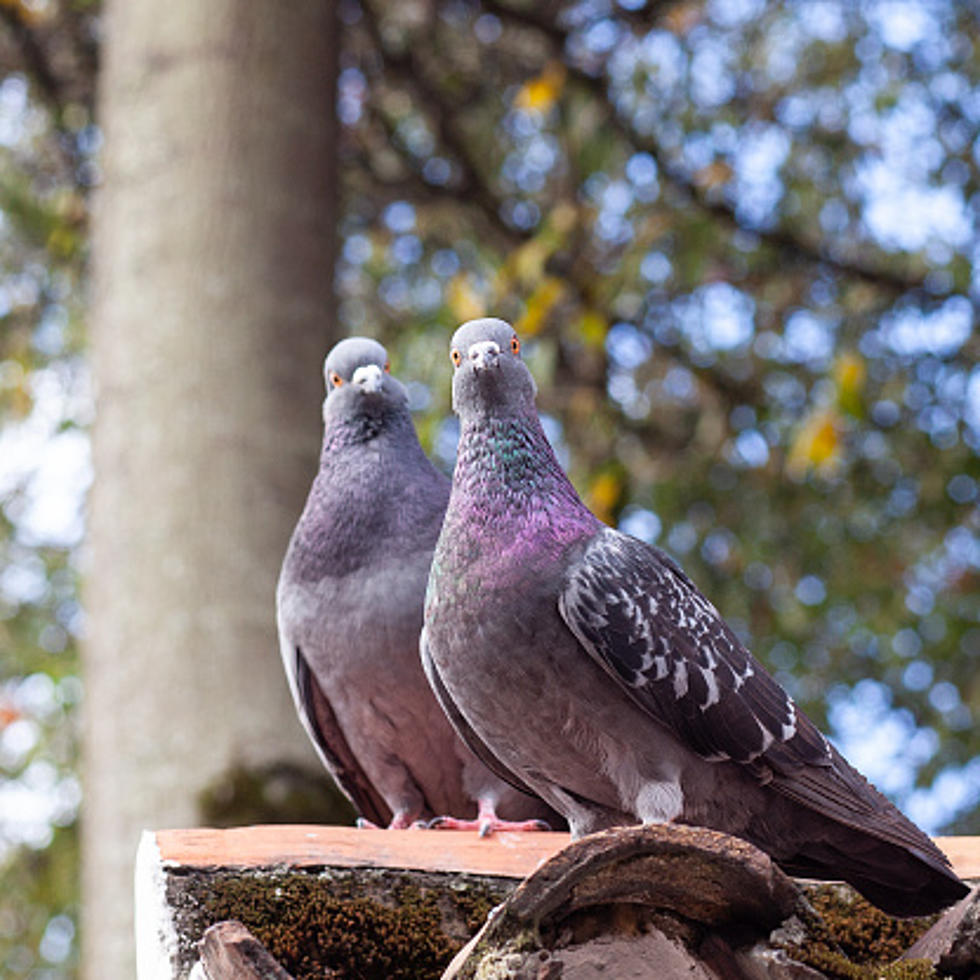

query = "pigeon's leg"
[
  {"left": 388, "top": 810, "right": 427, "bottom": 830},
  {"left": 429, "top": 797, "right": 551, "bottom": 837}
]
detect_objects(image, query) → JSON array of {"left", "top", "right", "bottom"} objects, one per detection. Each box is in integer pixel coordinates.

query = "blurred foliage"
[
  {"left": 3, "top": 0, "right": 980, "bottom": 975},
  {"left": 198, "top": 762, "right": 358, "bottom": 829},
  {"left": 333, "top": 0, "right": 980, "bottom": 836},
  {"left": 0, "top": 0, "right": 96, "bottom": 976}
]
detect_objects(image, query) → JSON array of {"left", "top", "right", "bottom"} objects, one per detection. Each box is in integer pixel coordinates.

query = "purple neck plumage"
[{"left": 447, "top": 406, "right": 599, "bottom": 551}]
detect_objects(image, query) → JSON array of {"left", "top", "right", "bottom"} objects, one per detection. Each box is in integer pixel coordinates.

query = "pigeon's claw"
[
  {"left": 429, "top": 798, "right": 552, "bottom": 836},
  {"left": 481, "top": 817, "right": 551, "bottom": 836}
]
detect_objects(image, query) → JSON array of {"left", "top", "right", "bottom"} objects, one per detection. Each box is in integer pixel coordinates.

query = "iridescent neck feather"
[{"left": 448, "top": 407, "right": 598, "bottom": 546}]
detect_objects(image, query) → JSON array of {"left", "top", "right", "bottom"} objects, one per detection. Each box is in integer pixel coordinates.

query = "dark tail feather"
[{"left": 778, "top": 835, "right": 968, "bottom": 917}]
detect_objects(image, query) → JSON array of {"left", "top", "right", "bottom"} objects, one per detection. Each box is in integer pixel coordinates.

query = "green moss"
[
  {"left": 443, "top": 883, "right": 498, "bottom": 934},
  {"left": 778, "top": 885, "right": 940, "bottom": 980},
  {"left": 191, "top": 872, "right": 453, "bottom": 979},
  {"left": 168, "top": 866, "right": 513, "bottom": 980}
]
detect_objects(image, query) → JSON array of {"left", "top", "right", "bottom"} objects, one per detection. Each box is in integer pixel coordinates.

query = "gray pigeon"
[
  {"left": 276, "top": 336, "right": 558, "bottom": 832},
  {"left": 421, "top": 317, "right": 968, "bottom": 915}
]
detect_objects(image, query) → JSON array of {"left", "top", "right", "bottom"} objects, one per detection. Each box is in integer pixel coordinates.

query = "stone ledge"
[
  {"left": 134, "top": 826, "right": 980, "bottom": 980},
  {"left": 136, "top": 825, "right": 573, "bottom": 980},
  {"left": 152, "top": 824, "right": 572, "bottom": 877}
]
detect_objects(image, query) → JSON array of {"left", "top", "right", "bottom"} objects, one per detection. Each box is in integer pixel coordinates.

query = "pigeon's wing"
[
  {"left": 291, "top": 644, "right": 390, "bottom": 827},
  {"left": 557, "top": 529, "right": 947, "bottom": 858},
  {"left": 420, "top": 626, "right": 539, "bottom": 799},
  {"left": 559, "top": 528, "right": 828, "bottom": 771}
]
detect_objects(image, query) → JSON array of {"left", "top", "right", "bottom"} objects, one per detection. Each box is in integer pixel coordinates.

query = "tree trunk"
[{"left": 85, "top": 3, "right": 338, "bottom": 976}]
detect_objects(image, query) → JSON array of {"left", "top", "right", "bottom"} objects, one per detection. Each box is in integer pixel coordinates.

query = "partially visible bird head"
[
  {"left": 322, "top": 337, "right": 408, "bottom": 428},
  {"left": 450, "top": 318, "right": 537, "bottom": 418}
]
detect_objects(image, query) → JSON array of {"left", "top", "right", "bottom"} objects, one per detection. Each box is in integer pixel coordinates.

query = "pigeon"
[
  {"left": 276, "top": 336, "right": 558, "bottom": 833},
  {"left": 421, "top": 317, "right": 969, "bottom": 916}
]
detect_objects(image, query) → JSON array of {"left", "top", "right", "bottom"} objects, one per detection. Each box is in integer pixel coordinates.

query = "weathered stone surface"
[
  {"left": 734, "top": 944, "right": 830, "bottom": 980},
  {"left": 444, "top": 825, "right": 811, "bottom": 980},
  {"left": 503, "top": 824, "right": 802, "bottom": 931},
  {"left": 138, "top": 825, "right": 980, "bottom": 978},
  {"left": 136, "top": 826, "right": 561, "bottom": 979},
  {"left": 197, "top": 920, "right": 295, "bottom": 980},
  {"left": 903, "top": 884, "right": 980, "bottom": 978}
]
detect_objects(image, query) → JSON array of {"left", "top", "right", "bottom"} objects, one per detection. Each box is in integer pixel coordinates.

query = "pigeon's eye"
[
  {"left": 384, "top": 362, "right": 391, "bottom": 373},
  {"left": 510, "top": 336, "right": 521, "bottom": 355},
  {"left": 451, "top": 348, "right": 462, "bottom": 367},
  {"left": 329, "top": 371, "right": 344, "bottom": 388}
]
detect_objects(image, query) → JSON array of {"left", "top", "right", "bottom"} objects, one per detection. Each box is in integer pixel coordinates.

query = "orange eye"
[
  {"left": 384, "top": 362, "right": 391, "bottom": 373},
  {"left": 510, "top": 335, "right": 521, "bottom": 355},
  {"left": 450, "top": 348, "right": 462, "bottom": 367},
  {"left": 329, "top": 371, "right": 344, "bottom": 388}
]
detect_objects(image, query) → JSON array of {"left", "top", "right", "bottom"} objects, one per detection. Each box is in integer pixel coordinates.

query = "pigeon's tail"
[
  {"left": 775, "top": 830, "right": 968, "bottom": 917},
  {"left": 759, "top": 745, "right": 970, "bottom": 916}
]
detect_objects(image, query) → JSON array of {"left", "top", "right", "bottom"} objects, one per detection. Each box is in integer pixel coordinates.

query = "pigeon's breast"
[{"left": 427, "top": 563, "right": 659, "bottom": 808}]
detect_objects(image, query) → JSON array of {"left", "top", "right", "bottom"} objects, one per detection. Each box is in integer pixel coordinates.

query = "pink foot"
[{"left": 429, "top": 798, "right": 552, "bottom": 837}]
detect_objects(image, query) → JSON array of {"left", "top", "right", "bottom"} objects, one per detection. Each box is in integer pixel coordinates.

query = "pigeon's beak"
[
  {"left": 468, "top": 340, "right": 500, "bottom": 373},
  {"left": 352, "top": 363, "right": 384, "bottom": 394}
]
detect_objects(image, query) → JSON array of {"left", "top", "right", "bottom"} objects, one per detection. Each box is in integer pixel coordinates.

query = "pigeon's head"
[
  {"left": 450, "top": 318, "right": 537, "bottom": 418},
  {"left": 322, "top": 336, "right": 408, "bottom": 426}
]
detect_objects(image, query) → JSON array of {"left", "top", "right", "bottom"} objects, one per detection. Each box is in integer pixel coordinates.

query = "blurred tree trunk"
[{"left": 85, "top": 2, "right": 338, "bottom": 976}]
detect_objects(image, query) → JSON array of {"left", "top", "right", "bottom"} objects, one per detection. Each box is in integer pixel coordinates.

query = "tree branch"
[
  {"left": 479, "top": 0, "right": 938, "bottom": 299},
  {"left": 359, "top": 3, "right": 771, "bottom": 410},
  {"left": 0, "top": 4, "right": 96, "bottom": 186},
  {"left": 360, "top": 1, "right": 527, "bottom": 250},
  {"left": 0, "top": 6, "right": 65, "bottom": 112}
]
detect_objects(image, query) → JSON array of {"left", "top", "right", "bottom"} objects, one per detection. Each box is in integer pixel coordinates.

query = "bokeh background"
[{"left": 1, "top": 0, "right": 978, "bottom": 976}]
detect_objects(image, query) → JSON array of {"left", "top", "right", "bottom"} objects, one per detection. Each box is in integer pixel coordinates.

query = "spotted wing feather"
[
  {"left": 560, "top": 528, "right": 958, "bottom": 868},
  {"left": 560, "top": 529, "right": 829, "bottom": 769}
]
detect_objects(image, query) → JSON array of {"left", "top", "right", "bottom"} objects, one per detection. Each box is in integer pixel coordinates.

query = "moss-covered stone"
[
  {"left": 166, "top": 864, "right": 513, "bottom": 979},
  {"left": 777, "top": 883, "right": 940, "bottom": 980}
]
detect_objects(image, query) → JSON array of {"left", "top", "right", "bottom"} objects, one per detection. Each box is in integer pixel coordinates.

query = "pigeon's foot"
[{"left": 429, "top": 798, "right": 552, "bottom": 837}]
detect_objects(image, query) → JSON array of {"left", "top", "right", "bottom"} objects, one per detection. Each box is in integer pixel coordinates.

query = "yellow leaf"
[
  {"left": 511, "top": 239, "right": 549, "bottom": 287},
  {"left": 46, "top": 226, "right": 77, "bottom": 259},
  {"left": 514, "top": 62, "right": 566, "bottom": 114},
  {"left": 588, "top": 470, "right": 623, "bottom": 527},
  {"left": 447, "top": 274, "right": 485, "bottom": 323},
  {"left": 577, "top": 309, "right": 608, "bottom": 347},
  {"left": 515, "top": 276, "right": 564, "bottom": 336},
  {"left": 499, "top": 203, "right": 579, "bottom": 296},
  {"left": 787, "top": 408, "right": 842, "bottom": 478},
  {"left": 6, "top": 381, "right": 33, "bottom": 420},
  {"left": 834, "top": 351, "right": 866, "bottom": 416}
]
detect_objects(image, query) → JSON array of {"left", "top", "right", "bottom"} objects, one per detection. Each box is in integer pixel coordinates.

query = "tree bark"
[{"left": 85, "top": 3, "right": 338, "bottom": 976}]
